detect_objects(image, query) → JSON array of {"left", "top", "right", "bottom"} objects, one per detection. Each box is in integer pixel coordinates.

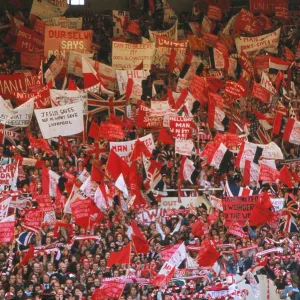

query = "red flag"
[
  {"left": 68, "top": 78, "right": 78, "bottom": 90},
  {"left": 130, "top": 221, "right": 149, "bottom": 254},
  {"left": 249, "top": 193, "right": 275, "bottom": 226},
  {"left": 107, "top": 243, "right": 131, "bottom": 267},
  {"left": 134, "top": 61, "right": 143, "bottom": 70},
  {"left": 191, "top": 218, "right": 209, "bottom": 237},
  {"left": 158, "top": 127, "right": 174, "bottom": 144},
  {"left": 88, "top": 121, "right": 100, "bottom": 140},
  {"left": 130, "top": 139, "right": 152, "bottom": 161},
  {"left": 279, "top": 165, "right": 293, "bottom": 188},
  {"left": 274, "top": 71, "right": 284, "bottom": 91},
  {"left": 91, "top": 164, "right": 104, "bottom": 182},
  {"left": 106, "top": 150, "right": 129, "bottom": 181},
  {"left": 71, "top": 198, "right": 91, "bottom": 229},
  {"left": 89, "top": 201, "right": 104, "bottom": 229},
  {"left": 0, "top": 216, "right": 15, "bottom": 243},
  {"left": 92, "top": 282, "right": 125, "bottom": 300},
  {"left": 20, "top": 245, "right": 35, "bottom": 266},
  {"left": 228, "top": 220, "right": 247, "bottom": 238},
  {"left": 197, "top": 239, "right": 220, "bottom": 267}
]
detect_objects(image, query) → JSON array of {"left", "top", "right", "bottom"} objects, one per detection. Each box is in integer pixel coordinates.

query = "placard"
[
  {"left": 222, "top": 195, "right": 259, "bottom": 226},
  {"left": 30, "top": 0, "right": 69, "bottom": 20},
  {"left": 112, "top": 41, "right": 155, "bottom": 70},
  {"left": 44, "top": 26, "right": 93, "bottom": 61},
  {"left": 34, "top": 101, "right": 84, "bottom": 139},
  {"left": 44, "top": 17, "right": 83, "bottom": 29}
]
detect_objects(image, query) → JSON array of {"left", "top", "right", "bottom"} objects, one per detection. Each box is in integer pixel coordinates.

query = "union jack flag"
[
  {"left": 0, "top": 124, "right": 20, "bottom": 146},
  {"left": 279, "top": 193, "right": 299, "bottom": 233},
  {"left": 87, "top": 89, "right": 127, "bottom": 116}
]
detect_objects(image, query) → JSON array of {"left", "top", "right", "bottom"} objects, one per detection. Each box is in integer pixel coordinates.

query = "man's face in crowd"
[
  {"left": 60, "top": 263, "right": 67, "bottom": 273},
  {"left": 65, "top": 279, "right": 73, "bottom": 289},
  {"left": 94, "top": 278, "right": 100, "bottom": 287},
  {"left": 33, "top": 263, "right": 41, "bottom": 274}
]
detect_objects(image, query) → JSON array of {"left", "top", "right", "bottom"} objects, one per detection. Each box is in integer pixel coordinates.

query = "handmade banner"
[
  {"left": 0, "top": 196, "right": 11, "bottom": 221},
  {"left": 110, "top": 133, "right": 154, "bottom": 159},
  {"left": 234, "top": 9, "right": 263, "bottom": 36},
  {"left": 0, "top": 72, "right": 40, "bottom": 99},
  {"left": 34, "top": 101, "right": 84, "bottom": 139},
  {"left": 12, "top": 85, "right": 51, "bottom": 109},
  {"left": 0, "top": 162, "right": 18, "bottom": 191},
  {"left": 21, "top": 53, "right": 41, "bottom": 69},
  {"left": 35, "top": 194, "right": 56, "bottom": 224},
  {"left": 207, "top": 5, "right": 222, "bottom": 21},
  {"left": 0, "top": 216, "right": 15, "bottom": 243},
  {"left": 160, "top": 196, "right": 211, "bottom": 210},
  {"left": 67, "top": 51, "right": 94, "bottom": 77},
  {"left": 50, "top": 89, "right": 87, "bottom": 115},
  {"left": 30, "top": 0, "right": 69, "bottom": 20},
  {"left": 235, "top": 28, "right": 280, "bottom": 54},
  {"left": 169, "top": 116, "right": 193, "bottom": 140},
  {"left": 161, "top": 243, "right": 186, "bottom": 267},
  {"left": 92, "top": 281, "right": 125, "bottom": 300},
  {"left": 44, "top": 27, "right": 93, "bottom": 61},
  {"left": 15, "top": 25, "right": 44, "bottom": 53},
  {"left": 252, "top": 82, "right": 271, "bottom": 103},
  {"left": 188, "top": 35, "right": 206, "bottom": 51},
  {"left": 44, "top": 17, "right": 83, "bottom": 29},
  {"left": 136, "top": 105, "right": 164, "bottom": 129},
  {"left": 112, "top": 41, "right": 155, "bottom": 70},
  {"left": 99, "top": 123, "right": 125, "bottom": 141},
  {"left": 175, "top": 139, "right": 194, "bottom": 156},
  {"left": 250, "top": 0, "right": 288, "bottom": 15},
  {"left": 0, "top": 96, "right": 16, "bottom": 125},
  {"left": 270, "top": 198, "right": 285, "bottom": 212},
  {"left": 222, "top": 195, "right": 259, "bottom": 226},
  {"left": 6, "top": 98, "right": 34, "bottom": 127},
  {"left": 116, "top": 70, "right": 150, "bottom": 98},
  {"left": 149, "top": 20, "right": 178, "bottom": 42}
]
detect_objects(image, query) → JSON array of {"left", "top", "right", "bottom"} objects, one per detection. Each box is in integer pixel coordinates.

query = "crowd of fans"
[{"left": 0, "top": 0, "right": 299, "bottom": 299}]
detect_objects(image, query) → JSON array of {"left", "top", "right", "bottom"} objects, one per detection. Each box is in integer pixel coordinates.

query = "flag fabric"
[
  {"left": 130, "top": 139, "right": 152, "bottom": 162},
  {"left": 20, "top": 245, "right": 35, "bottom": 266},
  {"left": 249, "top": 193, "right": 275, "bottom": 226},
  {"left": 272, "top": 111, "right": 287, "bottom": 135},
  {"left": 158, "top": 127, "right": 174, "bottom": 144},
  {"left": 250, "top": 257, "right": 268, "bottom": 274},
  {"left": 207, "top": 143, "right": 233, "bottom": 174},
  {"left": 0, "top": 215, "right": 15, "bottom": 243},
  {"left": 243, "top": 160, "right": 260, "bottom": 186},
  {"left": 191, "top": 218, "right": 209, "bottom": 237},
  {"left": 197, "top": 239, "right": 220, "bottom": 267},
  {"left": 179, "top": 156, "right": 195, "bottom": 184},
  {"left": 130, "top": 221, "right": 149, "bottom": 254},
  {"left": 225, "top": 180, "right": 254, "bottom": 197},
  {"left": 92, "top": 282, "right": 125, "bottom": 300},
  {"left": 107, "top": 243, "right": 131, "bottom": 267},
  {"left": 17, "top": 231, "right": 35, "bottom": 246},
  {"left": 228, "top": 220, "right": 247, "bottom": 238},
  {"left": 279, "top": 193, "right": 299, "bottom": 233},
  {"left": 279, "top": 165, "right": 293, "bottom": 188},
  {"left": 106, "top": 149, "right": 129, "bottom": 181},
  {"left": 283, "top": 118, "right": 300, "bottom": 145}
]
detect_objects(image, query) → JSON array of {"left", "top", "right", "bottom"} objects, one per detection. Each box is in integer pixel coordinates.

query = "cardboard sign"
[
  {"left": 44, "top": 17, "right": 83, "bottom": 29},
  {"left": 235, "top": 28, "right": 280, "bottom": 54},
  {"left": 99, "top": 123, "right": 125, "bottom": 141},
  {"left": 30, "top": 0, "right": 69, "bottom": 20},
  {"left": 6, "top": 98, "right": 34, "bottom": 127},
  {"left": 160, "top": 196, "right": 210, "bottom": 210},
  {"left": 110, "top": 133, "right": 154, "bottom": 159},
  {"left": 15, "top": 25, "right": 44, "bottom": 53},
  {"left": 189, "top": 75, "right": 208, "bottom": 105},
  {"left": 34, "top": 101, "right": 84, "bottom": 139},
  {"left": 33, "top": 17, "right": 45, "bottom": 35},
  {"left": 0, "top": 162, "right": 18, "bottom": 191},
  {"left": 169, "top": 116, "right": 193, "bottom": 140},
  {"left": 44, "top": 27, "right": 93, "bottom": 61},
  {"left": 50, "top": 89, "right": 88, "bottom": 115},
  {"left": 225, "top": 81, "right": 247, "bottom": 99},
  {"left": 116, "top": 70, "right": 150, "bottom": 97},
  {"left": 175, "top": 139, "right": 194, "bottom": 156},
  {"left": 270, "top": 198, "right": 285, "bottom": 212},
  {"left": 223, "top": 195, "right": 259, "bottom": 226},
  {"left": 112, "top": 41, "right": 155, "bottom": 70},
  {"left": 136, "top": 105, "right": 164, "bottom": 129}
]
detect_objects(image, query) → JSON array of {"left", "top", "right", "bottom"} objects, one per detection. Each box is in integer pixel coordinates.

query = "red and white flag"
[
  {"left": 0, "top": 215, "right": 15, "bottom": 243},
  {"left": 283, "top": 118, "right": 300, "bottom": 145},
  {"left": 228, "top": 220, "right": 247, "bottom": 238},
  {"left": 179, "top": 156, "right": 195, "bottom": 184}
]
